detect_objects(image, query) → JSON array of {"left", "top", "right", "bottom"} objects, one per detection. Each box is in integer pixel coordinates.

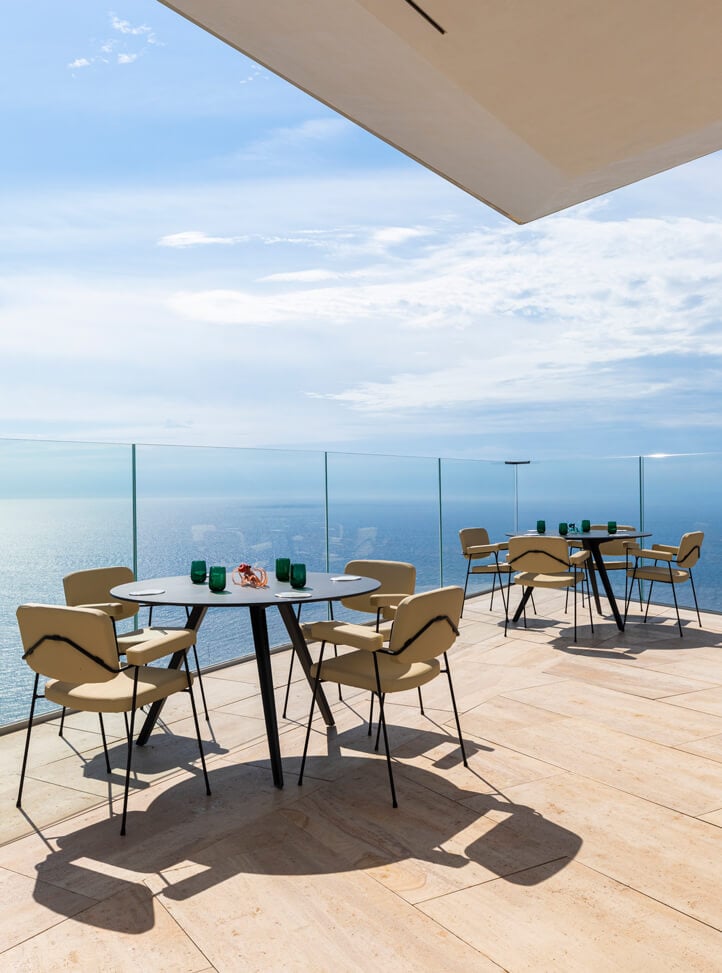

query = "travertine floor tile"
[
  {"left": 145, "top": 808, "right": 499, "bottom": 973},
  {"left": 1, "top": 884, "right": 209, "bottom": 972},
  {"left": 420, "top": 858, "right": 722, "bottom": 973},
  {"left": 488, "top": 714, "right": 722, "bottom": 814},
  {"left": 0, "top": 866, "right": 97, "bottom": 953},
  {"left": 504, "top": 679, "right": 722, "bottom": 745},
  {"left": 463, "top": 774, "right": 722, "bottom": 929}
]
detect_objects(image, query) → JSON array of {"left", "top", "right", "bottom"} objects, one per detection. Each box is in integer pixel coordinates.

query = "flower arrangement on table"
[{"left": 232, "top": 563, "right": 268, "bottom": 588}]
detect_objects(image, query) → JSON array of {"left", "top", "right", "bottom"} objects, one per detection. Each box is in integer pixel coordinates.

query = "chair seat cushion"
[
  {"left": 312, "top": 651, "right": 440, "bottom": 693},
  {"left": 45, "top": 665, "right": 191, "bottom": 713},
  {"left": 514, "top": 570, "right": 584, "bottom": 590},
  {"left": 592, "top": 560, "right": 627, "bottom": 571},
  {"left": 306, "top": 620, "right": 385, "bottom": 650},
  {"left": 628, "top": 566, "right": 690, "bottom": 584}
]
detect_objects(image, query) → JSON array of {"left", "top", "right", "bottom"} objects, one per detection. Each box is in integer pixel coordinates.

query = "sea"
[{"left": 1, "top": 494, "right": 719, "bottom": 727}]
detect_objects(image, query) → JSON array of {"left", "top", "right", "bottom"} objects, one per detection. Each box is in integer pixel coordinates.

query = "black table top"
[{"left": 110, "top": 571, "right": 380, "bottom": 609}]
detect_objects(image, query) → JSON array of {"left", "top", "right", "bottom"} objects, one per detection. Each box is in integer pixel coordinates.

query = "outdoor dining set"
[{"left": 12, "top": 521, "right": 704, "bottom": 836}]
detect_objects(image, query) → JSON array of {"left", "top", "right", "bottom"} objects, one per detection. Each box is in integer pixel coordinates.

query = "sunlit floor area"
[{"left": 1, "top": 589, "right": 721, "bottom": 971}]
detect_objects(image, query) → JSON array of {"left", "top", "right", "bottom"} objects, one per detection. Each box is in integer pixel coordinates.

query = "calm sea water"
[{"left": 1, "top": 496, "right": 719, "bottom": 726}]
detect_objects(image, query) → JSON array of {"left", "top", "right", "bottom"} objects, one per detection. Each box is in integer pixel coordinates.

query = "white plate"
[
  {"left": 126, "top": 589, "right": 165, "bottom": 596},
  {"left": 275, "top": 591, "right": 313, "bottom": 599},
  {"left": 331, "top": 574, "right": 362, "bottom": 581}
]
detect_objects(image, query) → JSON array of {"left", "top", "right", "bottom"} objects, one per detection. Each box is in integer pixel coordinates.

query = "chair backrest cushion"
[
  {"left": 591, "top": 526, "right": 637, "bottom": 556},
  {"left": 677, "top": 531, "right": 704, "bottom": 568},
  {"left": 508, "top": 536, "right": 572, "bottom": 574},
  {"left": 17, "top": 604, "right": 121, "bottom": 682},
  {"left": 459, "top": 527, "right": 491, "bottom": 554},
  {"left": 341, "top": 560, "right": 416, "bottom": 613},
  {"left": 388, "top": 586, "right": 463, "bottom": 663},
  {"left": 63, "top": 566, "right": 136, "bottom": 621}
]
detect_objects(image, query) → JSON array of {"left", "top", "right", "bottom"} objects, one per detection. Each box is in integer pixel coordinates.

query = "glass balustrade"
[{"left": 2, "top": 437, "right": 720, "bottom": 728}]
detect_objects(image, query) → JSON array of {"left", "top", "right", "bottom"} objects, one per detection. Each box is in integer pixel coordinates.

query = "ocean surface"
[{"left": 1, "top": 495, "right": 719, "bottom": 726}]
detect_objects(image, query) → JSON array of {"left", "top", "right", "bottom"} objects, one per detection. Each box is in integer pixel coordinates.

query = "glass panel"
[
  {"left": 326, "top": 452, "right": 440, "bottom": 622},
  {"left": 439, "top": 459, "right": 515, "bottom": 600},
  {"left": 641, "top": 454, "right": 720, "bottom": 612},
  {"left": 517, "top": 458, "right": 641, "bottom": 533},
  {"left": 0, "top": 440, "right": 133, "bottom": 727},
  {"left": 134, "top": 445, "right": 327, "bottom": 668}
]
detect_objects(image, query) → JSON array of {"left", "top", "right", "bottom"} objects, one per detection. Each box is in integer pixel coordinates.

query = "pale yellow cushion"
[
  {"left": 118, "top": 627, "right": 195, "bottom": 660},
  {"left": 627, "top": 565, "right": 690, "bottom": 584},
  {"left": 306, "top": 620, "right": 384, "bottom": 651},
  {"left": 514, "top": 569, "right": 585, "bottom": 590},
  {"left": 312, "top": 650, "right": 439, "bottom": 693},
  {"left": 45, "top": 665, "right": 191, "bottom": 713}
]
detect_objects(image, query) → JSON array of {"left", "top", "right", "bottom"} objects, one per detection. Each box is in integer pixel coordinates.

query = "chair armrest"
[
  {"left": 570, "top": 550, "right": 590, "bottom": 566},
  {"left": 652, "top": 544, "right": 679, "bottom": 555},
  {"left": 369, "top": 593, "right": 407, "bottom": 608},
  {"left": 466, "top": 543, "right": 503, "bottom": 556},
  {"left": 633, "top": 547, "right": 674, "bottom": 561},
  {"left": 78, "top": 601, "right": 128, "bottom": 619},
  {"left": 124, "top": 629, "right": 195, "bottom": 665}
]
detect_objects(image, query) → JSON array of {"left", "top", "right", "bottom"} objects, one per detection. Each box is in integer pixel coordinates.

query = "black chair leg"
[
  {"left": 183, "top": 655, "right": 211, "bottom": 795},
  {"left": 689, "top": 572, "right": 702, "bottom": 626},
  {"left": 444, "top": 653, "right": 467, "bottom": 766},
  {"left": 299, "top": 646, "right": 325, "bottom": 786},
  {"left": 373, "top": 655, "right": 397, "bottom": 808},
  {"left": 58, "top": 706, "right": 66, "bottom": 737},
  {"left": 98, "top": 714, "right": 111, "bottom": 775},
  {"left": 16, "top": 674, "right": 39, "bottom": 808}
]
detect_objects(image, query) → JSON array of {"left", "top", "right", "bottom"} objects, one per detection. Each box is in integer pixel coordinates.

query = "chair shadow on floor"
[{"left": 30, "top": 724, "right": 583, "bottom": 934}]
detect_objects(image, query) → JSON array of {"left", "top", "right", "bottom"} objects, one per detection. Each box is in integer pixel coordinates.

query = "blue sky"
[{"left": 2, "top": 2, "right": 722, "bottom": 461}]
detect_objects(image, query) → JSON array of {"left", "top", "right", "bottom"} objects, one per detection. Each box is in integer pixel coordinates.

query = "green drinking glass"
[
  {"left": 607, "top": 521, "right": 617, "bottom": 534},
  {"left": 581, "top": 520, "right": 591, "bottom": 533},
  {"left": 275, "top": 557, "right": 291, "bottom": 582},
  {"left": 190, "top": 559, "right": 207, "bottom": 584},
  {"left": 208, "top": 566, "right": 226, "bottom": 592},
  {"left": 536, "top": 520, "right": 546, "bottom": 534},
  {"left": 558, "top": 522, "right": 568, "bottom": 536},
  {"left": 289, "top": 563, "right": 307, "bottom": 589}
]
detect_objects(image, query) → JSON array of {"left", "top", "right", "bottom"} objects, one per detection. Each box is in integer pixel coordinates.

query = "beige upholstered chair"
[
  {"left": 283, "top": 559, "right": 416, "bottom": 719},
  {"left": 298, "top": 586, "right": 466, "bottom": 807},
  {"left": 63, "top": 566, "right": 209, "bottom": 722},
  {"left": 505, "top": 535, "right": 592, "bottom": 642},
  {"left": 16, "top": 604, "right": 210, "bottom": 835},
  {"left": 624, "top": 531, "right": 704, "bottom": 636},
  {"left": 458, "top": 528, "right": 511, "bottom": 615}
]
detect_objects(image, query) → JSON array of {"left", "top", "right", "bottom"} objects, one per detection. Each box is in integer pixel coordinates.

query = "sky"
[{"left": 2, "top": 2, "right": 722, "bottom": 462}]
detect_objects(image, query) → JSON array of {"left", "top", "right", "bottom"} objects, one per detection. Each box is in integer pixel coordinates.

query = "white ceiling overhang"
[{"left": 159, "top": 0, "right": 722, "bottom": 223}]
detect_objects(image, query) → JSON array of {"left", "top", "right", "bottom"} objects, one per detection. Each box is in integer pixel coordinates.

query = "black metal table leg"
[
  {"left": 137, "top": 605, "right": 207, "bottom": 746},
  {"left": 249, "top": 605, "right": 284, "bottom": 788},
  {"left": 512, "top": 586, "right": 534, "bottom": 623},
  {"left": 588, "top": 543, "right": 625, "bottom": 630},
  {"left": 277, "top": 602, "right": 335, "bottom": 727}
]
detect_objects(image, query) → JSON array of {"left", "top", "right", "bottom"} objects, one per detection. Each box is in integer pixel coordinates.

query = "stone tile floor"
[{"left": 1, "top": 589, "right": 721, "bottom": 971}]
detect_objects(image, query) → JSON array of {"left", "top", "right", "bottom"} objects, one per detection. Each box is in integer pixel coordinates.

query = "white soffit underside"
[{"left": 159, "top": 0, "right": 722, "bottom": 223}]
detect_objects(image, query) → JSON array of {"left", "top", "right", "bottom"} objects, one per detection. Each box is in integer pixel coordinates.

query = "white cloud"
[
  {"left": 117, "top": 53, "right": 138, "bottom": 65},
  {"left": 67, "top": 58, "right": 91, "bottom": 69},
  {"left": 373, "top": 226, "right": 428, "bottom": 246},
  {"left": 110, "top": 15, "right": 154, "bottom": 38},
  {"left": 157, "top": 231, "right": 248, "bottom": 248},
  {"left": 259, "top": 269, "right": 341, "bottom": 283}
]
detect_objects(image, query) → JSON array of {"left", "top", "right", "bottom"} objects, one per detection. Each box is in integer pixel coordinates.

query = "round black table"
[{"left": 111, "top": 572, "right": 380, "bottom": 788}]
